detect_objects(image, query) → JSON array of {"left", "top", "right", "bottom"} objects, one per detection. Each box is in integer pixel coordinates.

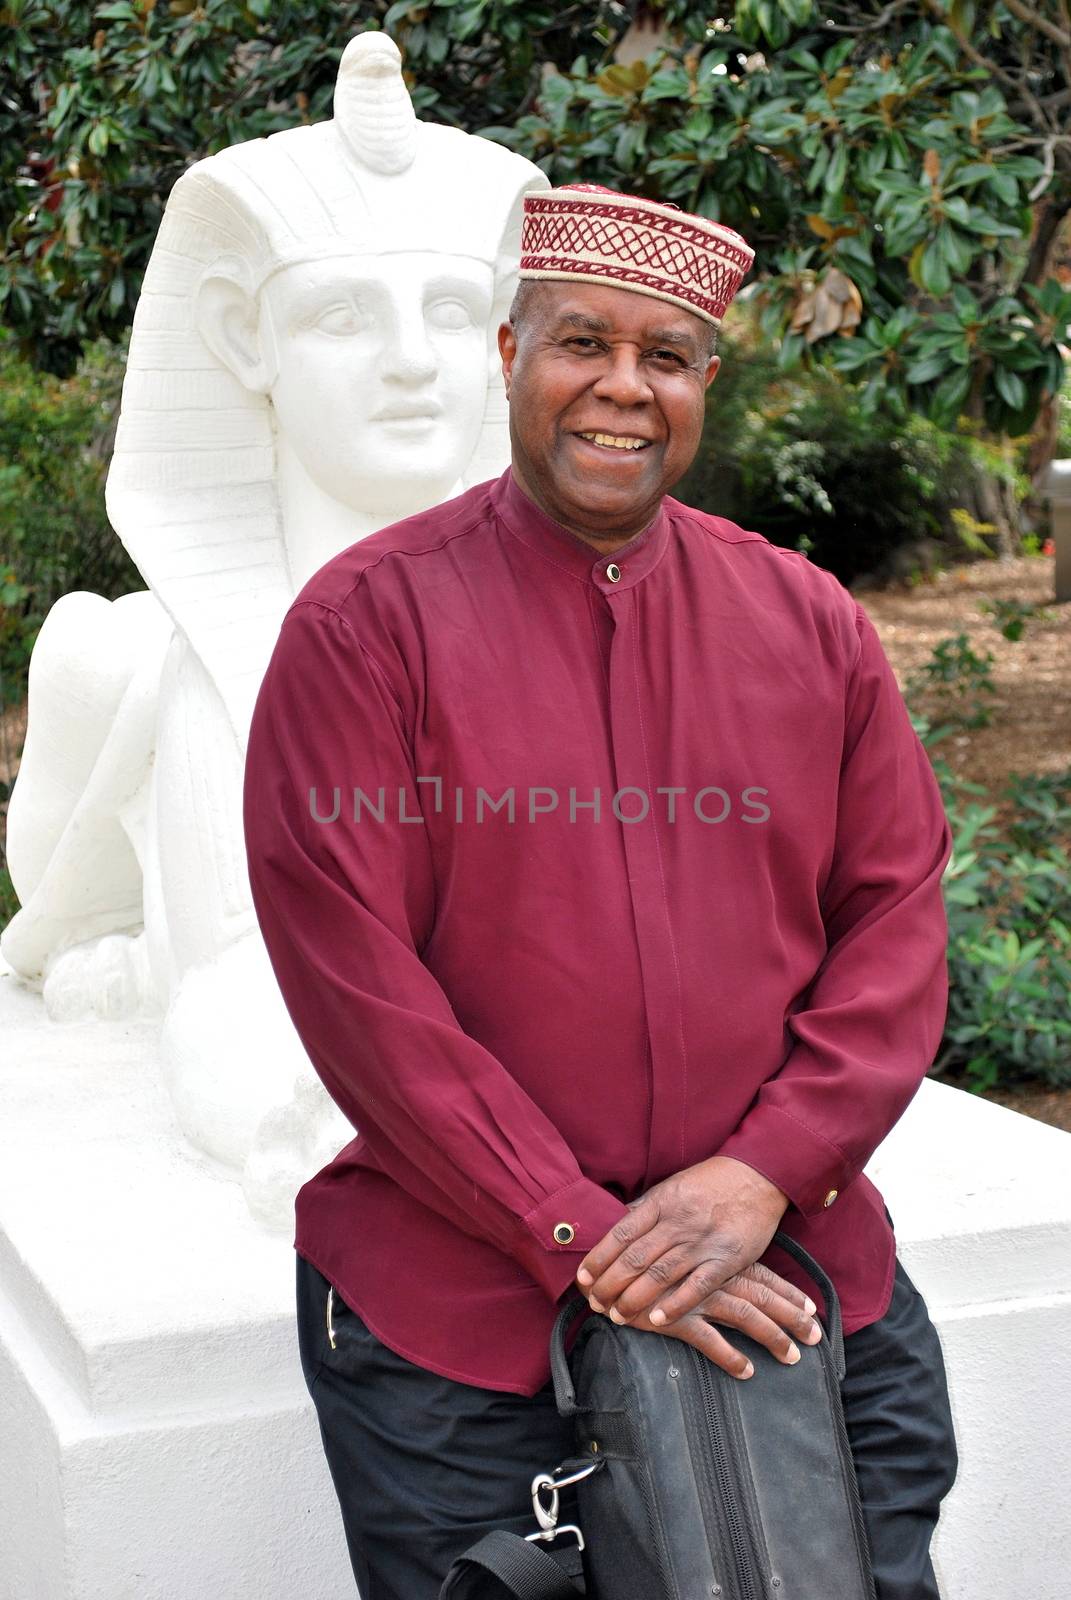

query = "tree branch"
[
  {"left": 930, "top": 2, "right": 1056, "bottom": 134},
  {"left": 820, "top": 0, "right": 916, "bottom": 32},
  {"left": 1002, "top": 0, "right": 1071, "bottom": 50},
  {"left": 1017, "top": 190, "right": 1071, "bottom": 288}
]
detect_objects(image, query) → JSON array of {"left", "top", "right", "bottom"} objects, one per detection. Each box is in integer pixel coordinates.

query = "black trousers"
[{"left": 297, "top": 1247, "right": 959, "bottom": 1600}]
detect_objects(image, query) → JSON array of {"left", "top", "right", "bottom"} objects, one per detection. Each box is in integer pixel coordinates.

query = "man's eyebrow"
[
  {"left": 552, "top": 310, "right": 699, "bottom": 352},
  {"left": 554, "top": 312, "right": 612, "bottom": 334}
]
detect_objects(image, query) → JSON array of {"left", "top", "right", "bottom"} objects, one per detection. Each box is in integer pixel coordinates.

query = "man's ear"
[
  {"left": 704, "top": 352, "right": 722, "bottom": 391},
  {"left": 196, "top": 269, "right": 276, "bottom": 395},
  {"left": 498, "top": 320, "right": 519, "bottom": 396}
]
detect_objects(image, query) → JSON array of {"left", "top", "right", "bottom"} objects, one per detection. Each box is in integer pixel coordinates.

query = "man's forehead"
[{"left": 537, "top": 286, "right": 708, "bottom": 349}]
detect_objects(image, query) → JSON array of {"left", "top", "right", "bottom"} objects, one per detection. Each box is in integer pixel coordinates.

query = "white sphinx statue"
[{"left": 2, "top": 31, "right": 549, "bottom": 1225}]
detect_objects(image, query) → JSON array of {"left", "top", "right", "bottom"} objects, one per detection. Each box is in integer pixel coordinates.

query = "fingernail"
[
  {"left": 589, "top": 1297, "right": 605, "bottom": 1313},
  {"left": 739, "top": 1362, "right": 754, "bottom": 1379},
  {"left": 804, "top": 1320, "right": 822, "bottom": 1343},
  {"left": 649, "top": 1308, "right": 666, "bottom": 1326},
  {"left": 576, "top": 1269, "right": 593, "bottom": 1286},
  {"left": 609, "top": 1307, "right": 626, "bottom": 1324},
  {"left": 804, "top": 1298, "right": 817, "bottom": 1316},
  {"left": 785, "top": 1344, "right": 801, "bottom": 1364}
]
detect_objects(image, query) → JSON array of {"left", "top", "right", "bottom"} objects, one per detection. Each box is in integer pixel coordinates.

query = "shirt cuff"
[
  {"left": 716, "top": 1104, "right": 853, "bottom": 1219},
  {"left": 515, "top": 1177, "right": 631, "bottom": 1304}
]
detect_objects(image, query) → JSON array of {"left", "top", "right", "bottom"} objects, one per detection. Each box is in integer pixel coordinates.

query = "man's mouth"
[{"left": 575, "top": 432, "right": 653, "bottom": 452}]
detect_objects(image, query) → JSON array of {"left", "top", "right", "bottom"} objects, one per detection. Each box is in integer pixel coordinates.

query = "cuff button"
[
  {"left": 823, "top": 1189, "right": 838, "bottom": 1208},
  {"left": 552, "top": 1222, "right": 576, "bottom": 1245}
]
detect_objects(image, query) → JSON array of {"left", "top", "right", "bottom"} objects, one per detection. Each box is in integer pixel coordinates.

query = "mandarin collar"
[{"left": 491, "top": 468, "right": 670, "bottom": 592}]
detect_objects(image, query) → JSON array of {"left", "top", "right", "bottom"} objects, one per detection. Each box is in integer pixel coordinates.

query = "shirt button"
[
  {"left": 823, "top": 1189, "right": 838, "bottom": 1208},
  {"left": 552, "top": 1222, "right": 576, "bottom": 1245},
  {"left": 605, "top": 563, "right": 621, "bottom": 583}
]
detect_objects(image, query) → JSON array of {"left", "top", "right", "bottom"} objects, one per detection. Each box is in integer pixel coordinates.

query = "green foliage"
[
  {"left": 927, "top": 739, "right": 1071, "bottom": 1093},
  {"left": 908, "top": 634, "right": 997, "bottom": 728},
  {"left": 978, "top": 596, "right": 1049, "bottom": 641},
  {"left": 675, "top": 324, "right": 1015, "bottom": 584},
  {"left": 1057, "top": 371, "right": 1071, "bottom": 459},
  {"left": 0, "top": 863, "right": 16, "bottom": 933},
  {"left": 0, "top": 333, "right": 139, "bottom": 703},
  {"left": 3, "top": 0, "right": 1069, "bottom": 437}
]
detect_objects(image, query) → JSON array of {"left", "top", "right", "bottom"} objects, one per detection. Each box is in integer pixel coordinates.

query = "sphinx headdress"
[{"left": 106, "top": 32, "right": 549, "bottom": 746}]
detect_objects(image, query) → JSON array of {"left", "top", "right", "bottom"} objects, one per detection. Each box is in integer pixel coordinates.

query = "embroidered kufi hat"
[{"left": 519, "top": 184, "right": 754, "bottom": 326}]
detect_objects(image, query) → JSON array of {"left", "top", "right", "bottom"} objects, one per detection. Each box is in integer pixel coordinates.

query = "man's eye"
[
  {"left": 651, "top": 349, "right": 686, "bottom": 364},
  {"left": 567, "top": 337, "right": 603, "bottom": 351},
  {"left": 312, "top": 305, "right": 366, "bottom": 336},
  {"left": 427, "top": 299, "right": 475, "bottom": 330}
]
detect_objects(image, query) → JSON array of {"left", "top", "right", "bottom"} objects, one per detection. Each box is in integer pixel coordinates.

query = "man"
[{"left": 243, "top": 184, "right": 958, "bottom": 1599}]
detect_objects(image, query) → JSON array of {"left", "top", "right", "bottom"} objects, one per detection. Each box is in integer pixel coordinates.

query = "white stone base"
[
  {"left": 1, "top": 964, "right": 1069, "bottom": 1599},
  {"left": 0, "top": 969, "right": 351, "bottom": 1600},
  {"left": 866, "top": 1081, "right": 1071, "bottom": 1599}
]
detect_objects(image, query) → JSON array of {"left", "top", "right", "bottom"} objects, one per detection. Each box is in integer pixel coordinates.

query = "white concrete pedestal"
[
  {"left": 1, "top": 964, "right": 1069, "bottom": 1598},
  {"left": 866, "top": 1082, "right": 1071, "bottom": 1596},
  {"left": 0, "top": 969, "right": 351, "bottom": 1600}
]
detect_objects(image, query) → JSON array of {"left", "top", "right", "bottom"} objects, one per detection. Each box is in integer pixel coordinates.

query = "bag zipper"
[{"left": 683, "top": 1345, "right": 768, "bottom": 1600}]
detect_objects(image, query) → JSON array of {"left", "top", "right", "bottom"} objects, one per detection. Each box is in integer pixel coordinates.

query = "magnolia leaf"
[{"left": 992, "top": 364, "right": 1026, "bottom": 410}]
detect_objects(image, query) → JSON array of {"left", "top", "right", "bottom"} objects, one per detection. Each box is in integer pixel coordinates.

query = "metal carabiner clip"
[{"left": 524, "top": 1459, "right": 602, "bottom": 1551}]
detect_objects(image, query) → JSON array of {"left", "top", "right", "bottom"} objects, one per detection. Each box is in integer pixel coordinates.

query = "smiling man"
[{"left": 243, "top": 185, "right": 959, "bottom": 1599}]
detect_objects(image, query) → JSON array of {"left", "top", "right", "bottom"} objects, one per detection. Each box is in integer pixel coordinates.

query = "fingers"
[
  {"left": 587, "top": 1285, "right": 817, "bottom": 1380},
  {"left": 575, "top": 1192, "right": 663, "bottom": 1291},
  {"left": 695, "top": 1265, "right": 822, "bottom": 1345},
  {"left": 669, "top": 1312, "right": 756, "bottom": 1381},
  {"left": 585, "top": 1237, "right": 731, "bottom": 1326},
  {"left": 647, "top": 1268, "right": 821, "bottom": 1344},
  {"left": 697, "top": 1287, "right": 804, "bottom": 1366},
  {"left": 590, "top": 1258, "right": 822, "bottom": 1350},
  {"left": 600, "top": 1248, "right": 740, "bottom": 1327},
  {"left": 737, "top": 1259, "right": 817, "bottom": 1320}
]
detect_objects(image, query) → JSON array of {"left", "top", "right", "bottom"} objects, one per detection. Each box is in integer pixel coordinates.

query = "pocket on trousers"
[
  {"left": 296, "top": 1258, "right": 371, "bottom": 1380},
  {"left": 321, "top": 1276, "right": 385, "bottom": 1377}
]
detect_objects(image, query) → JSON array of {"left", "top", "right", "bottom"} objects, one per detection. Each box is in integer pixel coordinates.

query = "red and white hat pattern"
[{"left": 519, "top": 184, "right": 754, "bottom": 326}]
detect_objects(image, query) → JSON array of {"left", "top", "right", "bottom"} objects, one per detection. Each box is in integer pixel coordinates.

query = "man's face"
[
  {"left": 262, "top": 253, "right": 493, "bottom": 517},
  {"left": 498, "top": 281, "right": 720, "bottom": 542}
]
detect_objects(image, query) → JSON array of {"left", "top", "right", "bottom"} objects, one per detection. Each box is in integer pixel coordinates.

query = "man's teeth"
[{"left": 578, "top": 432, "right": 650, "bottom": 450}]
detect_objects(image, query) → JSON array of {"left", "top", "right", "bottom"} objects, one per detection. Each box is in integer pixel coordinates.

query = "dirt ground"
[
  {"left": 2, "top": 554, "right": 1068, "bottom": 1132},
  {"left": 860, "top": 552, "right": 1070, "bottom": 803}
]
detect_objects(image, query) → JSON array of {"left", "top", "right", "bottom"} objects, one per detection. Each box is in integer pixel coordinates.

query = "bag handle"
[
  {"left": 764, "top": 1228, "right": 844, "bottom": 1378},
  {"left": 550, "top": 1228, "right": 845, "bottom": 1412},
  {"left": 438, "top": 1528, "right": 585, "bottom": 1599},
  {"left": 549, "top": 1293, "right": 592, "bottom": 1416}
]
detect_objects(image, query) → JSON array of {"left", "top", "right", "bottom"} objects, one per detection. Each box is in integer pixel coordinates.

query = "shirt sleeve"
[
  {"left": 716, "top": 599, "right": 953, "bottom": 1218},
  {"left": 242, "top": 598, "right": 628, "bottom": 1301}
]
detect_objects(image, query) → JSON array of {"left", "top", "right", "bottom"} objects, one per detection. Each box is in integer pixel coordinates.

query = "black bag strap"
[
  {"left": 764, "top": 1229, "right": 845, "bottom": 1379},
  {"left": 549, "top": 1293, "right": 593, "bottom": 1416},
  {"left": 549, "top": 1228, "right": 845, "bottom": 1407},
  {"left": 438, "top": 1529, "right": 585, "bottom": 1599}
]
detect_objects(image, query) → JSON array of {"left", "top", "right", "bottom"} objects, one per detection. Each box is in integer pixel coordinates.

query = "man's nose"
[
  {"left": 591, "top": 348, "right": 653, "bottom": 407},
  {"left": 380, "top": 310, "right": 438, "bottom": 385}
]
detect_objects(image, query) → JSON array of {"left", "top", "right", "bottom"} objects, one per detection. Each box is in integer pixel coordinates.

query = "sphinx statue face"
[{"left": 258, "top": 251, "right": 494, "bottom": 518}]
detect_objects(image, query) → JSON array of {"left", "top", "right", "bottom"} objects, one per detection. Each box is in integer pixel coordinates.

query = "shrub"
[
  {"left": 0, "top": 333, "right": 139, "bottom": 706},
  {"left": 677, "top": 321, "right": 1027, "bottom": 585},
  {"left": 926, "top": 728, "right": 1071, "bottom": 1093},
  {"left": 908, "top": 634, "right": 998, "bottom": 729}
]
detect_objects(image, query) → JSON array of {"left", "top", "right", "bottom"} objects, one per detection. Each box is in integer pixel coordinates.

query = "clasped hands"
[{"left": 575, "top": 1155, "right": 823, "bottom": 1380}]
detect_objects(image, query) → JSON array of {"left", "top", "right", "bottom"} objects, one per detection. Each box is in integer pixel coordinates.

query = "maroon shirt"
[{"left": 243, "top": 468, "right": 952, "bottom": 1396}]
